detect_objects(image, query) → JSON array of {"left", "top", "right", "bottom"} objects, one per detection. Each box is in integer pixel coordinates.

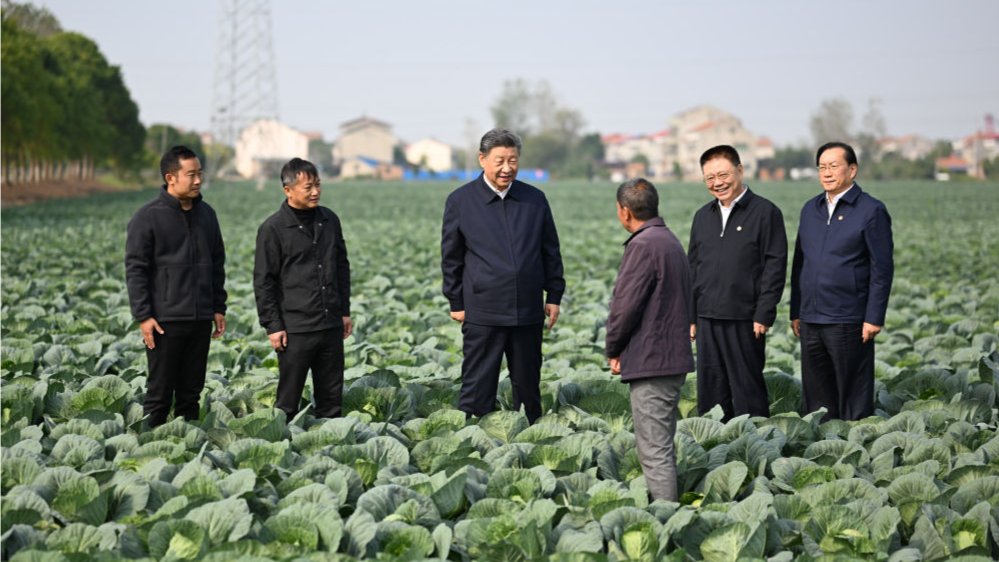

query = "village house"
[
  {"left": 405, "top": 138, "right": 453, "bottom": 172},
  {"left": 333, "top": 116, "right": 398, "bottom": 178},
  {"left": 234, "top": 118, "right": 309, "bottom": 179},
  {"left": 603, "top": 105, "right": 762, "bottom": 181}
]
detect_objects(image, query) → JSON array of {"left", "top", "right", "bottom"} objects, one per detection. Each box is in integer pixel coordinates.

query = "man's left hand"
[
  {"left": 608, "top": 357, "right": 621, "bottom": 375},
  {"left": 343, "top": 316, "right": 353, "bottom": 339},
  {"left": 545, "top": 304, "right": 560, "bottom": 329},
  {"left": 212, "top": 313, "right": 226, "bottom": 339},
  {"left": 753, "top": 322, "right": 768, "bottom": 339},
  {"left": 862, "top": 322, "right": 882, "bottom": 343}
]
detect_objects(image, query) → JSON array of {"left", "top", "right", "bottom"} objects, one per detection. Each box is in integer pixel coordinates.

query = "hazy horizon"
[{"left": 34, "top": 0, "right": 999, "bottom": 148}]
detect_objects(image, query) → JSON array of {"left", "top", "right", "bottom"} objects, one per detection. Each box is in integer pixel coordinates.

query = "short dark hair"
[
  {"left": 479, "top": 128, "right": 522, "bottom": 155},
  {"left": 700, "top": 145, "right": 741, "bottom": 168},
  {"left": 816, "top": 141, "right": 858, "bottom": 166},
  {"left": 617, "top": 178, "right": 659, "bottom": 221},
  {"left": 281, "top": 158, "right": 319, "bottom": 187},
  {"left": 160, "top": 145, "right": 199, "bottom": 182}
]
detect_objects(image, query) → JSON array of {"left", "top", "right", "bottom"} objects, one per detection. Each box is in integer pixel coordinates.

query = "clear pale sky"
[{"left": 37, "top": 0, "right": 999, "bottom": 148}]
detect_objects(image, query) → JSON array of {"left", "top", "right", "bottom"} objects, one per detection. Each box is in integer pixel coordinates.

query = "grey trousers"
[{"left": 629, "top": 374, "right": 686, "bottom": 502}]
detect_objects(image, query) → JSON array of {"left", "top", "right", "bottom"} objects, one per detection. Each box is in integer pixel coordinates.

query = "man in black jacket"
[
  {"left": 441, "top": 128, "right": 565, "bottom": 423},
  {"left": 125, "top": 146, "right": 227, "bottom": 428},
  {"left": 607, "top": 178, "right": 694, "bottom": 502},
  {"left": 688, "top": 145, "right": 787, "bottom": 421},
  {"left": 254, "top": 158, "right": 352, "bottom": 420}
]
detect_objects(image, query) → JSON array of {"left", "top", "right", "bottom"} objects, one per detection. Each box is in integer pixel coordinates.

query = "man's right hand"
[
  {"left": 689, "top": 324, "right": 696, "bottom": 342},
  {"left": 608, "top": 357, "right": 621, "bottom": 375},
  {"left": 450, "top": 310, "right": 465, "bottom": 324},
  {"left": 269, "top": 330, "right": 288, "bottom": 351},
  {"left": 140, "top": 318, "right": 164, "bottom": 350},
  {"left": 791, "top": 319, "right": 801, "bottom": 338}
]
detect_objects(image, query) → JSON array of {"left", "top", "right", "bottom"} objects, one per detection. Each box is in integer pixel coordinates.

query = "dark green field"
[{"left": 2, "top": 180, "right": 998, "bottom": 561}]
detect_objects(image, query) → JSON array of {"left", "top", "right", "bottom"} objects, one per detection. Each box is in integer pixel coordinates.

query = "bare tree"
[
  {"left": 857, "top": 98, "right": 888, "bottom": 161},
  {"left": 1, "top": 0, "right": 62, "bottom": 37},
  {"left": 809, "top": 98, "right": 854, "bottom": 146},
  {"left": 490, "top": 79, "right": 533, "bottom": 135},
  {"left": 553, "top": 108, "right": 585, "bottom": 143},
  {"left": 533, "top": 80, "right": 559, "bottom": 133},
  {"left": 463, "top": 117, "right": 480, "bottom": 172}
]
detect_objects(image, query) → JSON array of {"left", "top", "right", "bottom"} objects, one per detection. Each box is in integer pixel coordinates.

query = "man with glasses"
[
  {"left": 688, "top": 145, "right": 787, "bottom": 421},
  {"left": 790, "top": 142, "right": 893, "bottom": 422}
]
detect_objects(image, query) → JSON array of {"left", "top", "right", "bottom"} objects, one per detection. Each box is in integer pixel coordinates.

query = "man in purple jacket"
[
  {"left": 606, "top": 178, "right": 695, "bottom": 502},
  {"left": 441, "top": 129, "right": 565, "bottom": 423}
]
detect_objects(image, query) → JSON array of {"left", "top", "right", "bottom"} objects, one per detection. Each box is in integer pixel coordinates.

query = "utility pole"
[{"left": 208, "top": 0, "right": 280, "bottom": 182}]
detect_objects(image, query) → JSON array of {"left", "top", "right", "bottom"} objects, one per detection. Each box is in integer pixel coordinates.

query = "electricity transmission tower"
[{"left": 208, "top": 0, "right": 279, "bottom": 176}]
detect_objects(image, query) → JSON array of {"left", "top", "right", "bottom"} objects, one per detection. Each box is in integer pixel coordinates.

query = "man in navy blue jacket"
[
  {"left": 790, "top": 142, "right": 893, "bottom": 421},
  {"left": 441, "top": 128, "right": 565, "bottom": 423}
]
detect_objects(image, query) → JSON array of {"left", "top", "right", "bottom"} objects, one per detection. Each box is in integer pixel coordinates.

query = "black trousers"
[
  {"left": 459, "top": 322, "right": 544, "bottom": 423},
  {"left": 275, "top": 328, "right": 344, "bottom": 419},
  {"left": 800, "top": 322, "right": 874, "bottom": 422},
  {"left": 696, "top": 318, "right": 769, "bottom": 421},
  {"left": 145, "top": 320, "right": 212, "bottom": 427}
]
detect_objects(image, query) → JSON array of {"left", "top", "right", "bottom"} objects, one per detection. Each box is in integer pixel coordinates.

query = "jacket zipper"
[
  {"left": 500, "top": 198, "right": 519, "bottom": 319},
  {"left": 815, "top": 200, "right": 835, "bottom": 311}
]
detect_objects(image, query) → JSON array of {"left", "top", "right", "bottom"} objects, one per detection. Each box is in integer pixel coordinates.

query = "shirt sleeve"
[
  {"left": 440, "top": 194, "right": 466, "bottom": 312},
  {"left": 335, "top": 215, "right": 351, "bottom": 317},
  {"left": 605, "top": 242, "right": 656, "bottom": 358},
  {"left": 541, "top": 201, "right": 565, "bottom": 305},
  {"left": 753, "top": 204, "right": 788, "bottom": 326},
  {"left": 863, "top": 204, "right": 894, "bottom": 325},
  {"left": 211, "top": 209, "right": 228, "bottom": 316},
  {"left": 253, "top": 223, "right": 285, "bottom": 334},
  {"left": 124, "top": 211, "right": 155, "bottom": 322}
]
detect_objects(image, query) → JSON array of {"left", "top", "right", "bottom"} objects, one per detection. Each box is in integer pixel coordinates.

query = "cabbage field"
[{"left": 2, "top": 179, "right": 998, "bottom": 562}]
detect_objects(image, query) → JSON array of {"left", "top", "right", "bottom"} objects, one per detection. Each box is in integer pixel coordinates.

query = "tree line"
[{"left": 1, "top": 1, "right": 145, "bottom": 184}]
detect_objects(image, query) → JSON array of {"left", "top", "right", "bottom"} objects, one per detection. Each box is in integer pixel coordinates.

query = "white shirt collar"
[
  {"left": 483, "top": 175, "right": 509, "bottom": 199},
  {"left": 718, "top": 184, "right": 749, "bottom": 210},
  {"left": 718, "top": 185, "right": 747, "bottom": 231},
  {"left": 827, "top": 183, "right": 855, "bottom": 216}
]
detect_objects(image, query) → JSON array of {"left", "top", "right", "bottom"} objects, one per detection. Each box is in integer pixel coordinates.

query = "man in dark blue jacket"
[
  {"left": 790, "top": 142, "right": 893, "bottom": 421},
  {"left": 125, "top": 146, "right": 227, "bottom": 428},
  {"left": 441, "top": 128, "right": 565, "bottom": 423},
  {"left": 254, "top": 158, "right": 352, "bottom": 420}
]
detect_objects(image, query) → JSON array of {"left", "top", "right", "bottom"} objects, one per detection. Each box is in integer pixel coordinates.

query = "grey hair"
[
  {"left": 479, "top": 128, "right": 523, "bottom": 155},
  {"left": 616, "top": 178, "right": 659, "bottom": 221},
  {"left": 280, "top": 157, "right": 319, "bottom": 187}
]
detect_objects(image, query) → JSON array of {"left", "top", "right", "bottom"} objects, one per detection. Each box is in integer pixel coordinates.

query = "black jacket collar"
[
  {"left": 159, "top": 183, "right": 203, "bottom": 210},
  {"left": 476, "top": 173, "right": 520, "bottom": 203},
  {"left": 278, "top": 200, "right": 330, "bottom": 227}
]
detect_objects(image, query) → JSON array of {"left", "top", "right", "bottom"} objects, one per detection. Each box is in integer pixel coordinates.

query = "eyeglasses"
[
  {"left": 817, "top": 162, "right": 845, "bottom": 173},
  {"left": 703, "top": 170, "right": 736, "bottom": 184}
]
